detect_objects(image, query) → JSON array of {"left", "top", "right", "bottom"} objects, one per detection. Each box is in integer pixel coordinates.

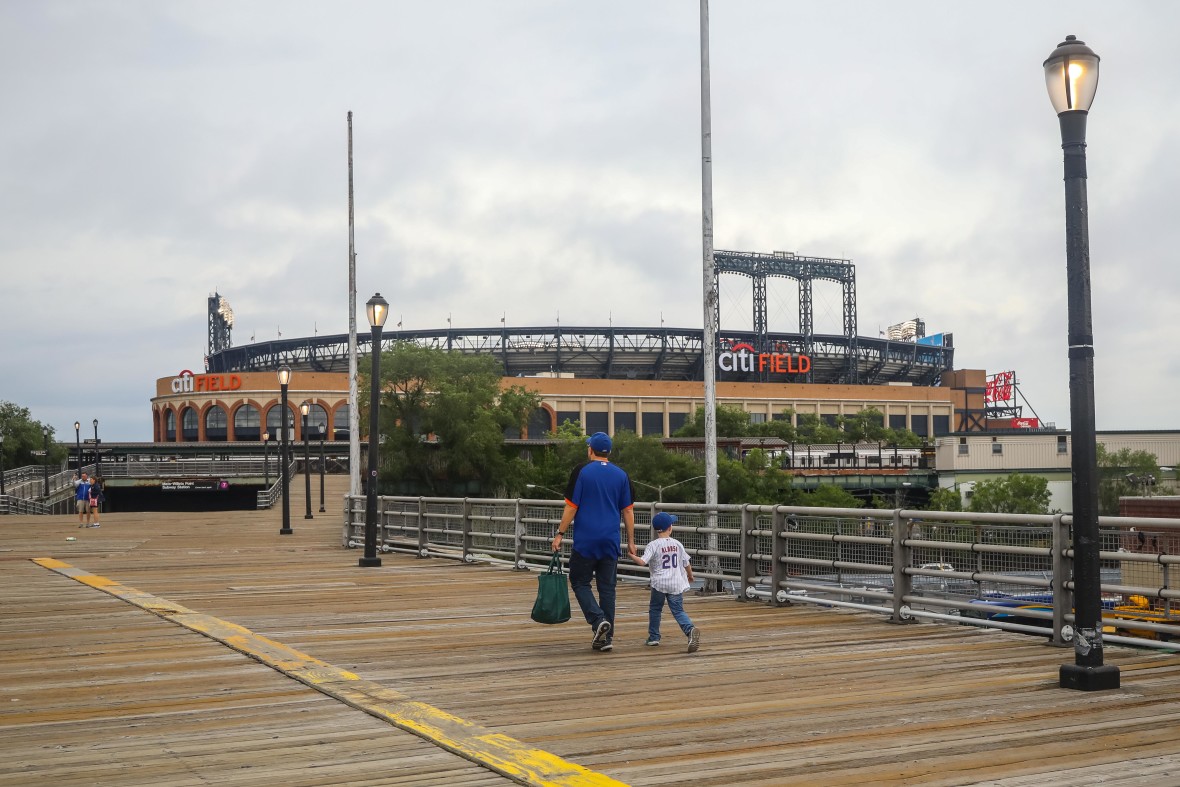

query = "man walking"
[{"left": 551, "top": 432, "right": 635, "bottom": 652}]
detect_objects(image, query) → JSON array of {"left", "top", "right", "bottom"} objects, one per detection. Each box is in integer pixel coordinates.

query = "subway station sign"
[
  {"left": 170, "top": 369, "right": 243, "bottom": 394},
  {"left": 717, "top": 342, "right": 812, "bottom": 375}
]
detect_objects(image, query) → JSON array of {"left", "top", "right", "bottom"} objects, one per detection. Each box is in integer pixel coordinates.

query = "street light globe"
[
  {"left": 93, "top": 418, "right": 98, "bottom": 430},
  {"left": 1044, "top": 35, "right": 1100, "bottom": 114},
  {"left": 366, "top": 292, "right": 390, "bottom": 329},
  {"left": 74, "top": 421, "right": 80, "bottom": 432},
  {"left": 277, "top": 365, "right": 292, "bottom": 386},
  {"left": 300, "top": 401, "right": 310, "bottom": 417}
]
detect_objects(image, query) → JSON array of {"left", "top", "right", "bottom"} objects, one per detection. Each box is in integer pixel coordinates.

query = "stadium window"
[
  {"left": 889, "top": 414, "right": 907, "bottom": 431},
  {"left": 333, "top": 404, "right": 351, "bottom": 440},
  {"left": 748, "top": 412, "right": 766, "bottom": 425},
  {"left": 933, "top": 415, "right": 950, "bottom": 436},
  {"left": 911, "top": 417, "right": 929, "bottom": 437},
  {"left": 165, "top": 409, "right": 176, "bottom": 441},
  {"left": 1057, "top": 435, "right": 1068, "bottom": 454},
  {"left": 556, "top": 411, "right": 580, "bottom": 431},
  {"left": 234, "top": 403, "right": 261, "bottom": 441},
  {"left": 641, "top": 412, "right": 664, "bottom": 437},
  {"left": 668, "top": 412, "right": 689, "bottom": 434},
  {"left": 613, "top": 412, "right": 636, "bottom": 434},
  {"left": 181, "top": 407, "right": 199, "bottom": 442},
  {"left": 585, "top": 412, "right": 608, "bottom": 433},
  {"left": 204, "top": 405, "right": 228, "bottom": 442},
  {"left": 821, "top": 414, "right": 839, "bottom": 427}
]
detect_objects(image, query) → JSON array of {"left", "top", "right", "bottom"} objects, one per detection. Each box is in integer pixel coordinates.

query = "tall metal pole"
[
  {"left": 42, "top": 427, "right": 49, "bottom": 497},
  {"left": 302, "top": 404, "right": 313, "bottom": 519},
  {"left": 93, "top": 419, "right": 100, "bottom": 479},
  {"left": 74, "top": 422, "right": 81, "bottom": 478},
  {"left": 1045, "top": 35, "right": 1118, "bottom": 691},
  {"left": 360, "top": 318, "right": 384, "bottom": 567},
  {"left": 347, "top": 111, "right": 361, "bottom": 501},
  {"left": 280, "top": 373, "right": 293, "bottom": 535},
  {"left": 0, "top": 433, "right": 6, "bottom": 498},
  {"left": 699, "top": 0, "right": 721, "bottom": 589},
  {"left": 319, "top": 429, "right": 326, "bottom": 513},
  {"left": 263, "top": 432, "right": 270, "bottom": 488}
]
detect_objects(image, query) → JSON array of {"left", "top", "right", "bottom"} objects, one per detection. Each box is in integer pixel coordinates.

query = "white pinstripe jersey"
[{"left": 641, "top": 536, "right": 691, "bottom": 595}]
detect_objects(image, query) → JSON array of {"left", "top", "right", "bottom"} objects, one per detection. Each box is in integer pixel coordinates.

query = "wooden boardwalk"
[{"left": 5, "top": 476, "right": 1180, "bottom": 786}]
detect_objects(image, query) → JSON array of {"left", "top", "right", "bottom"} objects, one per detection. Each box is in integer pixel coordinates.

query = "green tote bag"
[{"left": 530, "top": 551, "right": 572, "bottom": 624}]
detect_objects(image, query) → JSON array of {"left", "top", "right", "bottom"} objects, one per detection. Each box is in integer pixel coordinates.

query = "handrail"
[{"left": 342, "top": 494, "right": 1180, "bottom": 651}]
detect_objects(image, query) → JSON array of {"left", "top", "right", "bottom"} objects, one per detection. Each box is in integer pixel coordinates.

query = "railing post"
[
  {"left": 462, "top": 498, "right": 474, "bottom": 562},
  {"left": 417, "top": 497, "right": 428, "bottom": 558},
  {"left": 513, "top": 499, "right": 527, "bottom": 570},
  {"left": 890, "top": 509, "right": 915, "bottom": 623},
  {"left": 769, "top": 507, "right": 789, "bottom": 607},
  {"left": 1050, "top": 513, "right": 1070, "bottom": 647},
  {"left": 739, "top": 505, "right": 756, "bottom": 601}
]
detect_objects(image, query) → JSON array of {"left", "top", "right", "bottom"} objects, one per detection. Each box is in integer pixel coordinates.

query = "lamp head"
[
  {"left": 300, "top": 401, "right": 310, "bottom": 417},
  {"left": 278, "top": 366, "right": 292, "bottom": 386},
  {"left": 1044, "top": 35, "right": 1099, "bottom": 114},
  {"left": 74, "top": 421, "right": 80, "bottom": 431},
  {"left": 263, "top": 431, "right": 269, "bottom": 442},
  {"left": 93, "top": 418, "right": 98, "bottom": 429},
  {"left": 366, "top": 293, "right": 390, "bottom": 329}
]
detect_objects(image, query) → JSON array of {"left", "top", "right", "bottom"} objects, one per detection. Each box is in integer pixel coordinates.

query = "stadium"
[{"left": 153, "top": 250, "right": 985, "bottom": 444}]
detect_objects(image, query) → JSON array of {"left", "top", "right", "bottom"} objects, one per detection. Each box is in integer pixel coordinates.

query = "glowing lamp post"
[
  {"left": 360, "top": 292, "right": 388, "bottom": 568},
  {"left": 41, "top": 427, "right": 49, "bottom": 496},
  {"left": 0, "top": 432, "right": 6, "bottom": 498},
  {"left": 278, "top": 365, "right": 293, "bottom": 535},
  {"left": 1045, "top": 35, "right": 1118, "bottom": 691},
  {"left": 262, "top": 431, "right": 270, "bottom": 488},
  {"left": 74, "top": 421, "right": 81, "bottom": 478}
]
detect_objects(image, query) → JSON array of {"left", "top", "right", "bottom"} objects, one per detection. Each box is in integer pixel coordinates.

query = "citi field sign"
[
  {"left": 171, "top": 369, "right": 243, "bottom": 394},
  {"left": 717, "top": 343, "right": 812, "bottom": 375}
]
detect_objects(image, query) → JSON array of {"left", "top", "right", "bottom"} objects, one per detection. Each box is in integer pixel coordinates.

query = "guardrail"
[
  {"left": 342, "top": 495, "right": 1180, "bottom": 651},
  {"left": 255, "top": 460, "right": 299, "bottom": 509},
  {"left": 0, "top": 495, "right": 51, "bottom": 515}
]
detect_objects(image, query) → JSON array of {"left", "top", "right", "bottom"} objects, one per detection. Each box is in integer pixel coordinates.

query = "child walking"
[{"left": 630, "top": 512, "right": 700, "bottom": 652}]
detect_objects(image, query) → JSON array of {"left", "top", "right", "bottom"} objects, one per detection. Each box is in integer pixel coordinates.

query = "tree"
[
  {"left": 927, "top": 487, "right": 965, "bottom": 512},
  {"left": 673, "top": 404, "right": 754, "bottom": 438},
  {"left": 967, "top": 473, "right": 1051, "bottom": 515},
  {"left": 363, "top": 344, "right": 539, "bottom": 496},
  {"left": 0, "top": 401, "right": 65, "bottom": 470},
  {"left": 1096, "top": 444, "right": 1160, "bottom": 516},
  {"left": 804, "top": 484, "right": 862, "bottom": 509}
]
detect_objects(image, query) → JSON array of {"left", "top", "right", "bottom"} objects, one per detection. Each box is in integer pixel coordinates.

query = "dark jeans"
[
  {"left": 648, "top": 589, "right": 694, "bottom": 642},
  {"left": 568, "top": 550, "right": 618, "bottom": 635}
]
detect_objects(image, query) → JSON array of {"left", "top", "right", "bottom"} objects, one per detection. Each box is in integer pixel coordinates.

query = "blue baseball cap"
[
  {"left": 586, "top": 432, "right": 612, "bottom": 454},
  {"left": 652, "top": 512, "right": 677, "bottom": 531}
]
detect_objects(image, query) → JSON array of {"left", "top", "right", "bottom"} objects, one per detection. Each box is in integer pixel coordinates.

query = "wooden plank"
[{"left": 4, "top": 477, "right": 1180, "bottom": 785}]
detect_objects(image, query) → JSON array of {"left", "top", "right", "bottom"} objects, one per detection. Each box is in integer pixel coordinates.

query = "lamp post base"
[
  {"left": 304, "top": 514, "right": 314, "bottom": 520},
  {"left": 279, "top": 527, "right": 294, "bottom": 535},
  {"left": 1059, "top": 663, "right": 1121, "bottom": 691},
  {"left": 358, "top": 556, "right": 382, "bottom": 568}
]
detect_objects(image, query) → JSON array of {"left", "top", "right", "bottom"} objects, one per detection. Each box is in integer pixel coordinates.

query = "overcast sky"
[{"left": 2, "top": 1, "right": 1178, "bottom": 441}]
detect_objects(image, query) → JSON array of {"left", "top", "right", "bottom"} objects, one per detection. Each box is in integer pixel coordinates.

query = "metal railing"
[
  {"left": 255, "top": 460, "right": 299, "bottom": 509},
  {"left": 0, "top": 495, "right": 51, "bottom": 515},
  {"left": 342, "top": 495, "right": 1180, "bottom": 651}
]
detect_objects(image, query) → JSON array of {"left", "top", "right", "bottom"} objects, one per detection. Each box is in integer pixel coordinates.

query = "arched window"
[
  {"left": 205, "top": 405, "right": 228, "bottom": 442},
  {"left": 527, "top": 407, "right": 552, "bottom": 438},
  {"left": 165, "top": 409, "right": 176, "bottom": 441},
  {"left": 266, "top": 403, "right": 296, "bottom": 441},
  {"left": 333, "top": 403, "right": 351, "bottom": 440},
  {"left": 181, "top": 407, "right": 199, "bottom": 442},
  {"left": 234, "top": 404, "right": 261, "bottom": 441},
  {"left": 306, "top": 403, "right": 329, "bottom": 440}
]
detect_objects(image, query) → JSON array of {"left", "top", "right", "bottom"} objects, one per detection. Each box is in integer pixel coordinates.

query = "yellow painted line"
[{"left": 31, "top": 558, "right": 626, "bottom": 787}]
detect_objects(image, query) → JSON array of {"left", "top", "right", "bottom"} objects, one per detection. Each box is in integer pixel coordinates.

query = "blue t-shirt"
[
  {"left": 75, "top": 479, "right": 90, "bottom": 501},
  {"left": 564, "top": 459, "right": 634, "bottom": 560}
]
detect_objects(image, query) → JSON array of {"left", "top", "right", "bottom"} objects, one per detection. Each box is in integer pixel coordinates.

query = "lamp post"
[
  {"left": 0, "top": 432, "right": 6, "bottom": 498},
  {"left": 74, "top": 421, "right": 81, "bottom": 478},
  {"left": 278, "top": 366, "right": 293, "bottom": 535},
  {"left": 262, "top": 431, "right": 270, "bottom": 488},
  {"left": 633, "top": 476, "right": 706, "bottom": 504},
  {"left": 525, "top": 483, "right": 564, "bottom": 499},
  {"left": 360, "top": 292, "right": 388, "bottom": 567},
  {"left": 42, "top": 426, "right": 49, "bottom": 497},
  {"left": 1045, "top": 35, "right": 1118, "bottom": 691},
  {"left": 318, "top": 426, "right": 326, "bottom": 513},
  {"left": 92, "top": 418, "right": 100, "bottom": 479},
  {"left": 300, "top": 401, "right": 313, "bottom": 519}
]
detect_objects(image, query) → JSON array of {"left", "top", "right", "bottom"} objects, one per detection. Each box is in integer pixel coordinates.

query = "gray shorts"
[{"left": 76, "top": 499, "right": 90, "bottom": 514}]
